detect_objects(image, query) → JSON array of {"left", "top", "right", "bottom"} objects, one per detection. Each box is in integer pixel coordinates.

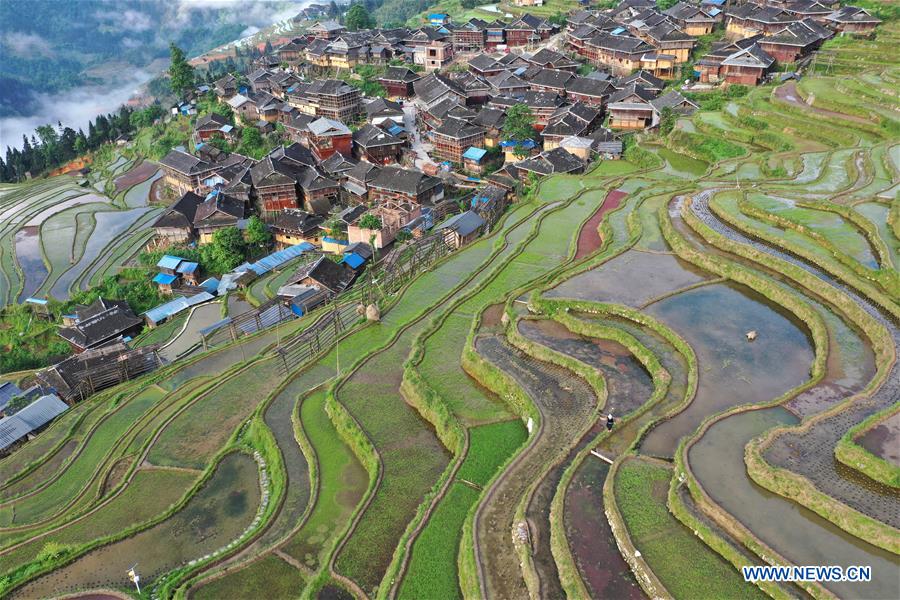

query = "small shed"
[
  {"left": 462, "top": 147, "right": 488, "bottom": 175},
  {"left": 152, "top": 272, "right": 179, "bottom": 295},
  {"left": 176, "top": 261, "right": 201, "bottom": 285},
  {"left": 437, "top": 210, "right": 485, "bottom": 249},
  {"left": 24, "top": 297, "right": 51, "bottom": 319}
]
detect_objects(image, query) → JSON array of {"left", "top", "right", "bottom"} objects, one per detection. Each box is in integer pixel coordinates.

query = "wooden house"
[
  {"left": 250, "top": 156, "right": 300, "bottom": 217},
  {"left": 431, "top": 118, "right": 485, "bottom": 164},
  {"left": 152, "top": 191, "right": 203, "bottom": 245},
  {"left": 369, "top": 166, "right": 444, "bottom": 206},
  {"left": 306, "top": 117, "right": 353, "bottom": 162},
  {"left": 193, "top": 190, "right": 246, "bottom": 243},
  {"left": 158, "top": 149, "right": 217, "bottom": 196},
  {"left": 57, "top": 299, "right": 143, "bottom": 353},
  {"left": 272, "top": 209, "right": 325, "bottom": 249},
  {"left": 353, "top": 124, "right": 406, "bottom": 165},
  {"left": 607, "top": 83, "right": 657, "bottom": 130},
  {"left": 757, "top": 18, "right": 832, "bottom": 63},
  {"left": 664, "top": 2, "right": 718, "bottom": 36},
  {"left": 825, "top": 6, "right": 881, "bottom": 34},
  {"left": 378, "top": 66, "right": 422, "bottom": 99}
]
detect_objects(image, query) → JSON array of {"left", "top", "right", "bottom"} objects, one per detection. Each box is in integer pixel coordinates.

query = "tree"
[
  {"left": 345, "top": 3, "right": 373, "bottom": 31},
  {"left": 202, "top": 226, "right": 246, "bottom": 273},
  {"left": 659, "top": 106, "right": 676, "bottom": 136},
  {"left": 264, "top": 40, "right": 274, "bottom": 55},
  {"left": 168, "top": 43, "right": 196, "bottom": 97},
  {"left": 502, "top": 103, "right": 537, "bottom": 158},
  {"left": 237, "top": 126, "right": 266, "bottom": 159},
  {"left": 245, "top": 215, "right": 272, "bottom": 254},
  {"left": 359, "top": 213, "right": 382, "bottom": 230},
  {"left": 395, "top": 229, "right": 412, "bottom": 243}
]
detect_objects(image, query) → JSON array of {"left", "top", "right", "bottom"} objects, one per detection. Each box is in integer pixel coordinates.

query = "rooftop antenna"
[{"left": 127, "top": 563, "right": 141, "bottom": 595}]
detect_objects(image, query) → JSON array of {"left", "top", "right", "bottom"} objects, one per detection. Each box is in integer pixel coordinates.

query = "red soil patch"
[
  {"left": 50, "top": 156, "right": 93, "bottom": 177},
  {"left": 114, "top": 161, "right": 158, "bottom": 193},
  {"left": 575, "top": 189, "right": 627, "bottom": 259}
]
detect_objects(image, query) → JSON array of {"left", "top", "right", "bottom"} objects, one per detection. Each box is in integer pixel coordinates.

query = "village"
[
  {"left": 0, "top": 0, "right": 884, "bottom": 454},
  {"left": 0, "top": 0, "right": 896, "bottom": 598}
]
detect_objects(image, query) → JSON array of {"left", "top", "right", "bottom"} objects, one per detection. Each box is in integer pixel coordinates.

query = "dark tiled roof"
[
  {"left": 193, "top": 191, "right": 246, "bottom": 225},
  {"left": 380, "top": 66, "right": 422, "bottom": 83},
  {"left": 364, "top": 98, "right": 404, "bottom": 119},
  {"left": 320, "top": 152, "right": 358, "bottom": 175},
  {"left": 433, "top": 117, "right": 484, "bottom": 140},
  {"left": 195, "top": 113, "right": 230, "bottom": 131},
  {"left": 289, "top": 256, "right": 354, "bottom": 293},
  {"left": 528, "top": 68, "right": 575, "bottom": 90},
  {"left": 159, "top": 149, "right": 212, "bottom": 175},
  {"left": 273, "top": 209, "right": 324, "bottom": 234},
  {"left": 370, "top": 165, "right": 442, "bottom": 195},
  {"left": 354, "top": 124, "right": 404, "bottom": 148},
  {"left": 565, "top": 76, "right": 612, "bottom": 98},
  {"left": 153, "top": 191, "right": 203, "bottom": 230},
  {"left": 57, "top": 300, "right": 142, "bottom": 349}
]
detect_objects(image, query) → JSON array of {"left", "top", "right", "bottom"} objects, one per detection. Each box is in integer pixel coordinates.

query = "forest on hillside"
[{"left": 0, "top": 0, "right": 297, "bottom": 118}]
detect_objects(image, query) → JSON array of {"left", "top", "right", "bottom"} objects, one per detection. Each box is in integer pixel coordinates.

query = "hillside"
[{"left": 0, "top": 0, "right": 300, "bottom": 120}]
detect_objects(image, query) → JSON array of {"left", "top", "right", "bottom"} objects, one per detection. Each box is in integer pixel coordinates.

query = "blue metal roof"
[
  {"left": 199, "top": 277, "right": 220, "bottom": 294},
  {"left": 429, "top": 13, "right": 447, "bottom": 19},
  {"left": 243, "top": 242, "right": 315, "bottom": 276},
  {"left": 176, "top": 261, "right": 199, "bottom": 274},
  {"left": 500, "top": 139, "right": 536, "bottom": 149},
  {"left": 323, "top": 236, "right": 349, "bottom": 245},
  {"left": 143, "top": 292, "right": 215, "bottom": 324},
  {"left": 153, "top": 272, "right": 178, "bottom": 285},
  {"left": 157, "top": 255, "right": 183, "bottom": 270},
  {"left": 342, "top": 252, "right": 365, "bottom": 269},
  {"left": 463, "top": 147, "right": 487, "bottom": 161},
  {"left": 611, "top": 27, "right": 625, "bottom": 35},
  {"left": 388, "top": 124, "right": 404, "bottom": 135},
  {"left": 24, "top": 297, "right": 48, "bottom": 305}
]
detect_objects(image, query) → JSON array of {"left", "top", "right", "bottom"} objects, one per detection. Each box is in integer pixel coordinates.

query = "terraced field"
[
  {"left": 0, "top": 156, "right": 163, "bottom": 305},
  {"left": 1, "top": 21, "right": 898, "bottom": 600}
]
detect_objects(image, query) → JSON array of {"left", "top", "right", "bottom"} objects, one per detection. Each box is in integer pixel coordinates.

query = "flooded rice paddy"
[
  {"left": 689, "top": 408, "right": 900, "bottom": 599},
  {"left": 641, "top": 281, "right": 815, "bottom": 456},
  {"left": 547, "top": 250, "right": 710, "bottom": 307}
]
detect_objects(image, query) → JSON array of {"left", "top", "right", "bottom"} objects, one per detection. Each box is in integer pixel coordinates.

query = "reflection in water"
[
  {"left": 641, "top": 282, "right": 815, "bottom": 456},
  {"left": 15, "top": 226, "right": 49, "bottom": 301}
]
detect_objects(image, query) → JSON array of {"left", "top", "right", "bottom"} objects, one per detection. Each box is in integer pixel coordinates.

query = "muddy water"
[
  {"left": 547, "top": 250, "right": 710, "bottom": 307},
  {"left": 858, "top": 411, "right": 900, "bottom": 467},
  {"left": 14, "top": 453, "right": 261, "bottom": 598},
  {"left": 640, "top": 282, "right": 815, "bottom": 457},
  {"left": 516, "top": 318, "right": 656, "bottom": 598},
  {"left": 564, "top": 456, "right": 644, "bottom": 599},
  {"left": 254, "top": 375, "right": 311, "bottom": 547},
  {"left": 518, "top": 318, "right": 653, "bottom": 417},
  {"left": 690, "top": 408, "right": 900, "bottom": 599},
  {"left": 475, "top": 335, "right": 598, "bottom": 600},
  {"left": 15, "top": 226, "right": 49, "bottom": 301}
]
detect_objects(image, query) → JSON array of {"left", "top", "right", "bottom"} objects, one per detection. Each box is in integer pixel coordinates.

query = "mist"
[
  {"left": 0, "top": 0, "right": 311, "bottom": 152},
  {"left": 0, "top": 71, "right": 152, "bottom": 152}
]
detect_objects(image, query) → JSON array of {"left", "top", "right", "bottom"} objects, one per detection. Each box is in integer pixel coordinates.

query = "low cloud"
[
  {"left": 3, "top": 32, "right": 54, "bottom": 57},
  {"left": 94, "top": 8, "right": 153, "bottom": 32},
  {"left": 0, "top": 70, "right": 152, "bottom": 151},
  {"left": 174, "top": 0, "right": 306, "bottom": 28}
]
